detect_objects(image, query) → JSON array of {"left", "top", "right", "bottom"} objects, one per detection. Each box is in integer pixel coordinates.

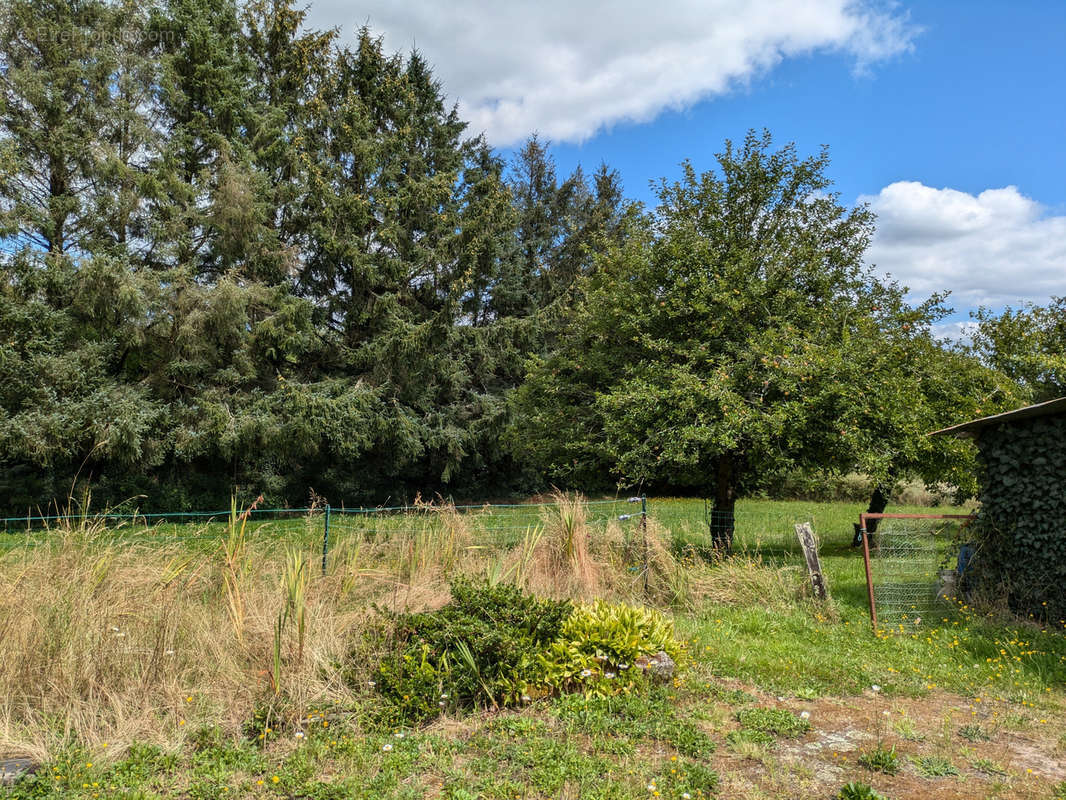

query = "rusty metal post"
[{"left": 860, "top": 513, "right": 878, "bottom": 631}]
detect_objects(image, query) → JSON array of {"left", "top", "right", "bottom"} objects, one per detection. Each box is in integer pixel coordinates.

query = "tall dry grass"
[{"left": 0, "top": 495, "right": 814, "bottom": 760}]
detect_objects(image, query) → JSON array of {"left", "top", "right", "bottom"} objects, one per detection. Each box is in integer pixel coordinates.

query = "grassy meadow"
[{"left": 0, "top": 496, "right": 1064, "bottom": 800}]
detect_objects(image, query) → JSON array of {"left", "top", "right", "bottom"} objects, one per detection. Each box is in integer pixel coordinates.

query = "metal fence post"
[
  {"left": 640, "top": 495, "right": 649, "bottom": 596},
  {"left": 322, "top": 504, "right": 331, "bottom": 576}
]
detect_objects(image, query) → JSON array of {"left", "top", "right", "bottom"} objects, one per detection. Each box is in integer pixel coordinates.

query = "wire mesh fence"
[
  {"left": 0, "top": 495, "right": 832, "bottom": 581},
  {"left": 861, "top": 514, "right": 972, "bottom": 630},
  {"left": 662, "top": 504, "right": 828, "bottom": 563},
  {"left": 0, "top": 498, "right": 650, "bottom": 570},
  {"left": 0, "top": 506, "right": 323, "bottom": 553}
]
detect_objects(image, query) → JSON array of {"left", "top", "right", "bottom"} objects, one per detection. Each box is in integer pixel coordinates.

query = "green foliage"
[
  {"left": 540, "top": 600, "right": 682, "bottom": 696},
  {"left": 652, "top": 759, "right": 719, "bottom": 796},
  {"left": 371, "top": 579, "right": 572, "bottom": 724},
  {"left": 957, "top": 722, "right": 991, "bottom": 742},
  {"left": 510, "top": 130, "right": 1013, "bottom": 543},
  {"left": 971, "top": 298, "right": 1066, "bottom": 402},
  {"left": 970, "top": 757, "right": 1007, "bottom": 776},
  {"left": 911, "top": 754, "right": 959, "bottom": 777},
  {"left": 733, "top": 707, "right": 811, "bottom": 738},
  {"left": 858, "top": 745, "right": 899, "bottom": 775},
  {"left": 0, "top": 0, "right": 630, "bottom": 512},
  {"left": 725, "top": 728, "right": 774, "bottom": 747},
  {"left": 837, "top": 782, "right": 889, "bottom": 800},
  {"left": 370, "top": 582, "right": 687, "bottom": 725},
  {"left": 968, "top": 415, "right": 1066, "bottom": 619}
]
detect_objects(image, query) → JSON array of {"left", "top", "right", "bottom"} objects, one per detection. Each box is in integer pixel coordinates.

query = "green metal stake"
[
  {"left": 322, "top": 504, "right": 331, "bottom": 576},
  {"left": 640, "top": 495, "right": 649, "bottom": 597}
]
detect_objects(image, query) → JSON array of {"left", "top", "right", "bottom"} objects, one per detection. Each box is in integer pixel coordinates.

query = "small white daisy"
[{"left": 381, "top": 743, "right": 392, "bottom": 752}]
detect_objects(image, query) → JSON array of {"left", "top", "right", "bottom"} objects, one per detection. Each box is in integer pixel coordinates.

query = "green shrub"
[
  {"left": 370, "top": 578, "right": 572, "bottom": 724},
  {"left": 369, "top": 583, "right": 686, "bottom": 724},
  {"left": 540, "top": 600, "right": 682, "bottom": 697}
]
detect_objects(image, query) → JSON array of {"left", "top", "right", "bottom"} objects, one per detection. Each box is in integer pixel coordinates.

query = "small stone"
[
  {"left": 636, "top": 651, "right": 675, "bottom": 680},
  {"left": 0, "top": 758, "right": 36, "bottom": 787}
]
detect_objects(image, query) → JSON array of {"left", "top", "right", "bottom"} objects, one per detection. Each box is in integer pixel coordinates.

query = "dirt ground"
[{"left": 706, "top": 681, "right": 1065, "bottom": 799}]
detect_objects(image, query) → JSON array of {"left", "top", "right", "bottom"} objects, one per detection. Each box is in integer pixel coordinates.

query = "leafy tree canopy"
[{"left": 511, "top": 131, "right": 1018, "bottom": 547}]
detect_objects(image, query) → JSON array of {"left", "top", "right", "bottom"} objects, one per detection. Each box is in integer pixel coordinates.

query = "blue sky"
[
  {"left": 546, "top": 2, "right": 1066, "bottom": 212},
  {"left": 307, "top": 0, "right": 1066, "bottom": 327}
]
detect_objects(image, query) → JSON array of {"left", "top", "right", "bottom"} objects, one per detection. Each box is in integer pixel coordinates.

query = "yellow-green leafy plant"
[{"left": 539, "top": 600, "right": 683, "bottom": 697}]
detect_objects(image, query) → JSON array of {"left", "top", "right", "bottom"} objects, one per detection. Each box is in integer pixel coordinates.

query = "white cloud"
[
  {"left": 861, "top": 182, "right": 1066, "bottom": 307},
  {"left": 930, "top": 320, "right": 978, "bottom": 345},
  {"left": 305, "top": 1, "right": 916, "bottom": 145}
]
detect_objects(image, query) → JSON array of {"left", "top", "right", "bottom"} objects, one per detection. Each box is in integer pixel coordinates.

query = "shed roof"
[{"left": 929, "top": 396, "right": 1066, "bottom": 439}]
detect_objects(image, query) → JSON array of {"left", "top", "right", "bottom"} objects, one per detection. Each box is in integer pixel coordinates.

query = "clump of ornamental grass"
[{"left": 0, "top": 514, "right": 362, "bottom": 760}]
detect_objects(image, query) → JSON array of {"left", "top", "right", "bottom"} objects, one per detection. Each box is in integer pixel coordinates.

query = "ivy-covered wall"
[{"left": 969, "top": 414, "right": 1066, "bottom": 620}]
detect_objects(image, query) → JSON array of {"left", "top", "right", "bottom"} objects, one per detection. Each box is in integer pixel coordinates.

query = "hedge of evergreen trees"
[{"left": 0, "top": 0, "right": 1044, "bottom": 515}]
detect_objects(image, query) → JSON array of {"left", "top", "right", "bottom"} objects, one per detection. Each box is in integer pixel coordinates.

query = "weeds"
[
  {"left": 837, "top": 783, "right": 889, "bottom": 800},
  {"left": 971, "top": 756, "right": 1007, "bottom": 776},
  {"left": 858, "top": 746, "right": 900, "bottom": 775},
  {"left": 734, "top": 707, "right": 812, "bottom": 738},
  {"left": 957, "top": 722, "right": 991, "bottom": 742},
  {"left": 911, "top": 754, "right": 959, "bottom": 777}
]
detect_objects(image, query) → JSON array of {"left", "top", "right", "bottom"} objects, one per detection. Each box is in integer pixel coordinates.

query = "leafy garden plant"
[
  {"left": 539, "top": 600, "right": 682, "bottom": 697},
  {"left": 368, "top": 580, "right": 684, "bottom": 724},
  {"left": 858, "top": 745, "right": 900, "bottom": 775}
]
